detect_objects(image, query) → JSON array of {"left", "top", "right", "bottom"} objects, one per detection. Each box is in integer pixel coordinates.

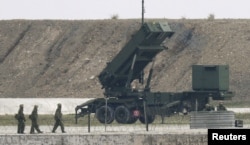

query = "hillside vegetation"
[{"left": 0, "top": 19, "right": 250, "bottom": 102}]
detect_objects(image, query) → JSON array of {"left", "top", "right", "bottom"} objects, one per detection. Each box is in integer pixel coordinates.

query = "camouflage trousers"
[
  {"left": 52, "top": 120, "right": 65, "bottom": 133},
  {"left": 30, "top": 121, "right": 42, "bottom": 133},
  {"left": 17, "top": 121, "right": 25, "bottom": 134}
]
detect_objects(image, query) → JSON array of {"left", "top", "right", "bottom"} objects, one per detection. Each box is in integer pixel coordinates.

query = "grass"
[
  {"left": 223, "top": 100, "right": 250, "bottom": 108},
  {"left": 208, "top": 100, "right": 250, "bottom": 108},
  {"left": 235, "top": 113, "right": 250, "bottom": 124},
  {"left": 1, "top": 112, "right": 249, "bottom": 126}
]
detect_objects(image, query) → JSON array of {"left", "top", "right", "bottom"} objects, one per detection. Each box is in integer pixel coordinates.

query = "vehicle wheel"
[
  {"left": 139, "top": 112, "right": 155, "bottom": 124},
  {"left": 96, "top": 105, "right": 114, "bottom": 124},
  {"left": 114, "top": 106, "right": 131, "bottom": 124},
  {"left": 127, "top": 116, "right": 138, "bottom": 124}
]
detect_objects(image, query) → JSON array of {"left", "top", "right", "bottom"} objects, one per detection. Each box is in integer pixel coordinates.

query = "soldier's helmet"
[
  {"left": 34, "top": 105, "right": 38, "bottom": 108},
  {"left": 20, "top": 104, "right": 24, "bottom": 108},
  {"left": 57, "top": 103, "right": 62, "bottom": 107}
]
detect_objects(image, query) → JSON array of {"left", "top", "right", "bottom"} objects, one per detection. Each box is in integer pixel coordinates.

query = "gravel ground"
[
  {"left": 0, "top": 125, "right": 208, "bottom": 135},
  {"left": 1, "top": 124, "right": 250, "bottom": 135}
]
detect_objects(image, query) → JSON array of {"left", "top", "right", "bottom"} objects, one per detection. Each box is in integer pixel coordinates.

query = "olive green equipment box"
[{"left": 192, "top": 65, "right": 229, "bottom": 91}]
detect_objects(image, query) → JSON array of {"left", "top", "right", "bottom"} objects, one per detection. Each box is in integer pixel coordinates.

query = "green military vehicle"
[{"left": 75, "top": 22, "right": 234, "bottom": 124}]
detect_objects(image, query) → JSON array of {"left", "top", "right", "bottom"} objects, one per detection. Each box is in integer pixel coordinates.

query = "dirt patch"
[{"left": 0, "top": 19, "right": 249, "bottom": 101}]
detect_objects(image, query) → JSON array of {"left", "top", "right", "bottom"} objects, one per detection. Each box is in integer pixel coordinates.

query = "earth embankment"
[{"left": 0, "top": 19, "right": 249, "bottom": 101}]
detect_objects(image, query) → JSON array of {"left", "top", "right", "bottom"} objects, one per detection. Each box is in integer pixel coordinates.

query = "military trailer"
[{"left": 75, "top": 22, "right": 234, "bottom": 124}]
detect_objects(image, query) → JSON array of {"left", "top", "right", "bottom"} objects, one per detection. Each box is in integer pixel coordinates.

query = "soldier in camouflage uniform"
[
  {"left": 29, "top": 105, "right": 43, "bottom": 134},
  {"left": 15, "top": 104, "right": 26, "bottom": 134},
  {"left": 217, "top": 102, "right": 227, "bottom": 111},
  {"left": 203, "top": 103, "right": 215, "bottom": 111},
  {"left": 52, "top": 103, "right": 66, "bottom": 133}
]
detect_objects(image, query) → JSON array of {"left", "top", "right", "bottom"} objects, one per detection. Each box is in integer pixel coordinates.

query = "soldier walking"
[
  {"left": 15, "top": 104, "right": 26, "bottom": 134},
  {"left": 52, "top": 103, "right": 66, "bottom": 133},
  {"left": 29, "top": 105, "right": 43, "bottom": 134}
]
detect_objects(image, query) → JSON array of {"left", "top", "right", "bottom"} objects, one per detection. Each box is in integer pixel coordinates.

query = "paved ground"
[
  {"left": 0, "top": 125, "right": 207, "bottom": 135},
  {"left": 1, "top": 124, "right": 249, "bottom": 135}
]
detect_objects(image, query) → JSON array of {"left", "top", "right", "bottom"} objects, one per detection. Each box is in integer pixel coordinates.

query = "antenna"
[{"left": 142, "top": 0, "right": 145, "bottom": 25}]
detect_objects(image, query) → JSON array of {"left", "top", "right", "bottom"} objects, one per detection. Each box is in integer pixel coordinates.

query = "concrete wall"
[{"left": 0, "top": 133, "right": 207, "bottom": 145}]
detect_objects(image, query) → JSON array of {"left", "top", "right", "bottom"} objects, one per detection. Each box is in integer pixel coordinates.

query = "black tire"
[
  {"left": 139, "top": 110, "right": 155, "bottom": 124},
  {"left": 96, "top": 105, "right": 114, "bottom": 124},
  {"left": 127, "top": 116, "right": 138, "bottom": 124},
  {"left": 114, "top": 106, "right": 131, "bottom": 124}
]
